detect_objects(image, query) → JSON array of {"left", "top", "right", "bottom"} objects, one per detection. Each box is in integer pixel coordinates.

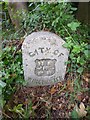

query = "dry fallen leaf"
[
  {"left": 75, "top": 102, "right": 87, "bottom": 117},
  {"left": 32, "top": 105, "right": 38, "bottom": 110},
  {"left": 50, "top": 86, "right": 57, "bottom": 95},
  {"left": 67, "top": 80, "right": 74, "bottom": 92},
  {"left": 58, "top": 82, "right": 63, "bottom": 87},
  {"left": 82, "top": 73, "right": 90, "bottom": 82},
  {"left": 76, "top": 93, "right": 82, "bottom": 101},
  {"left": 10, "top": 73, "right": 17, "bottom": 77}
]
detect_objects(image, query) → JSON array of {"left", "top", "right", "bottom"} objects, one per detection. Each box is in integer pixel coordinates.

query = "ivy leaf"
[
  {"left": 84, "top": 50, "right": 89, "bottom": 58},
  {"left": 0, "top": 80, "right": 6, "bottom": 88},
  {"left": 77, "top": 67, "right": 83, "bottom": 74},
  {"left": 67, "top": 22, "right": 80, "bottom": 31},
  {"left": 71, "top": 109, "right": 79, "bottom": 119}
]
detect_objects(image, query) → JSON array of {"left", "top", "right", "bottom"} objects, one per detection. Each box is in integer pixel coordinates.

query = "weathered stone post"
[{"left": 22, "top": 31, "right": 69, "bottom": 86}]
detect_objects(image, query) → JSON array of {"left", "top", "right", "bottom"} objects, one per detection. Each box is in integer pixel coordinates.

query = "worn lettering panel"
[{"left": 22, "top": 31, "right": 69, "bottom": 86}]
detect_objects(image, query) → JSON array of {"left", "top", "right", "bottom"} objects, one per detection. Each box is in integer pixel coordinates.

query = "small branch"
[
  {"left": 61, "top": 23, "right": 76, "bottom": 44},
  {"left": 2, "top": 112, "right": 12, "bottom": 119}
]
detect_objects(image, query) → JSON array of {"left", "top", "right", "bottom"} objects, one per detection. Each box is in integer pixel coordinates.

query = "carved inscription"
[
  {"left": 22, "top": 31, "right": 69, "bottom": 86},
  {"left": 28, "top": 75, "right": 62, "bottom": 85},
  {"left": 29, "top": 47, "right": 64, "bottom": 57},
  {"left": 35, "top": 59, "right": 56, "bottom": 76}
]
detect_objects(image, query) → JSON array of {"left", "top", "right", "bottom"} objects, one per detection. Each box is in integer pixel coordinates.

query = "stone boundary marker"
[{"left": 22, "top": 31, "right": 69, "bottom": 86}]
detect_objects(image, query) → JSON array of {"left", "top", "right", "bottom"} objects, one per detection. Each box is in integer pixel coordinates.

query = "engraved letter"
[
  {"left": 53, "top": 50, "right": 59, "bottom": 55},
  {"left": 29, "top": 52, "right": 35, "bottom": 57},
  {"left": 45, "top": 47, "right": 51, "bottom": 53},
  {"left": 38, "top": 47, "right": 44, "bottom": 53},
  {"left": 58, "top": 53, "right": 64, "bottom": 57}
]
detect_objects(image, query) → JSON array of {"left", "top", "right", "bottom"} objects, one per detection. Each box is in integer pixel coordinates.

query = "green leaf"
[
  {"left": 71, "top": 7, "right": 77, "bottom": 11},
  {"left": 77, "top": 67, "right": 83, "bottom": 74},
  {"left": 71, "top": 109, "right": 79, "bottom": 119},
  {"left": 67, "top": 22, "right": 80, "bottom": 31},
  {"left": 77, "top": 56, "right": 80, "bottom": 63},
  {"left": 72, "top": 45, "right": 81, "bottom": 54},
  {"left": 63, "top": 43, "right": 68, "bottom": 48},
  {"left": 84, "top": 50, "right": 89, "bottom": 58},
  {"left": 63, "top": 40, "right": 73, "bottom": 49},
  {"left": 0, "top": 81, "right": 6, "bottom": 88}
]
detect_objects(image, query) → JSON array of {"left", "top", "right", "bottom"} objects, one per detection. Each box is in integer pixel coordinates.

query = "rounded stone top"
[{"left": 22, "top": 31, "right": 69, "bottom": 86}]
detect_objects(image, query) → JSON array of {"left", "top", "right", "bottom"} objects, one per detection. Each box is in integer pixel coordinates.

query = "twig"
[
  {"left": 2, "top": 112, "right": 12, "bottom": 119},
  {"left": 61, "top": 23, "right": 76, "bottom": 44},
  {"left": 12, "top": 39, "right": 24, "bottom": 57},
  {"left": 58, "top": 84, "right": 66, "bottom": 94}
]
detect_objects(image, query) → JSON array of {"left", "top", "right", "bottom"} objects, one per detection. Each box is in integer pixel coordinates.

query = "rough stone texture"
[{"left": 22, "top": 31, "right": 69, "bottom": 86}]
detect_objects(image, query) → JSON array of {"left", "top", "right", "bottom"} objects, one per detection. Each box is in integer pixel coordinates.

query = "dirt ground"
[{"left": 4, "top": 74, "right": 89, "bottom": 119}]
